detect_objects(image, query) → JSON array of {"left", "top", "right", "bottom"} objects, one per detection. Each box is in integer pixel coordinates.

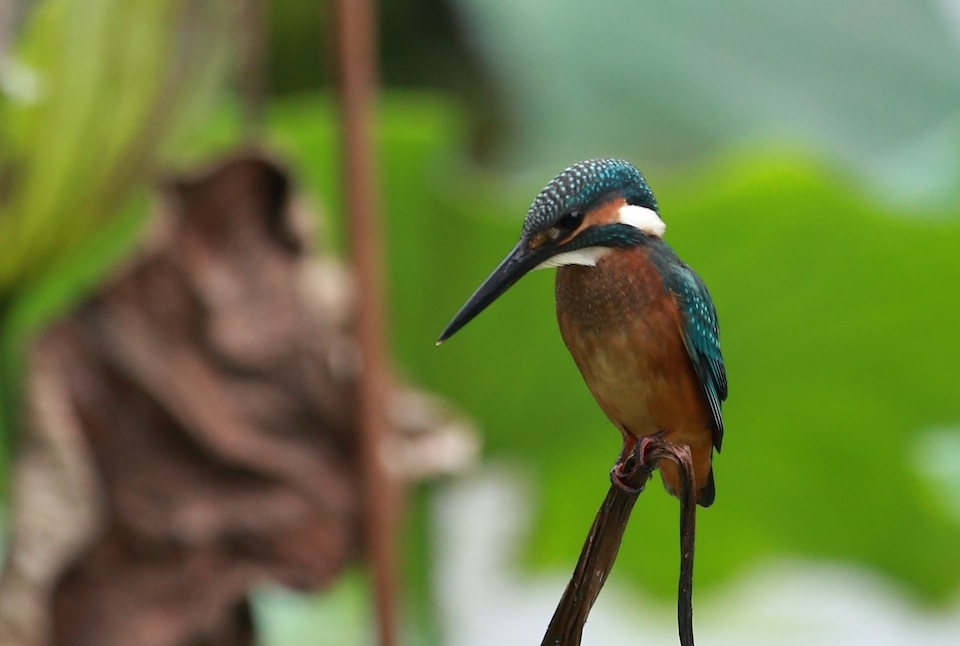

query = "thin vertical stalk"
[
  {"left": 237, "top": 0, "right": 266, "bottom": 136},
  {"left": 0, "top": 297, "right": 20, "bottom": 469},
  {"left": 332, "top": 2, "right": 398, "bottom": 646}
]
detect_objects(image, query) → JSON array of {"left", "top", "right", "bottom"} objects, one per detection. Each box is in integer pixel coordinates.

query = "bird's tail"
[
  {"left": 697, "top": 468, "right": 716, "bottom": 507},
  {"left": 659, "top": 460, "right": 715, "bottom": 508}
]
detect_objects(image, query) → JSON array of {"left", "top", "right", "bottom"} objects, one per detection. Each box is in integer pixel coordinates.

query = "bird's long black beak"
[{"left": 437, "top": 239, "right": 546, "bottom": 344}]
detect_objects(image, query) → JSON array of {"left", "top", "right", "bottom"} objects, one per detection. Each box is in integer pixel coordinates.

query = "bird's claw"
[
  {"left": 609, "top": 433, "right": 663, "bottom": 493},
  {"left": 610, "top": 461, "right": 646, "bottom": 494}
]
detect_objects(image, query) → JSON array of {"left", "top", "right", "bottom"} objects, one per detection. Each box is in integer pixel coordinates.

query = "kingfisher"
[{"left": 438, "top": 159, "right": 726, "bottom": 506}]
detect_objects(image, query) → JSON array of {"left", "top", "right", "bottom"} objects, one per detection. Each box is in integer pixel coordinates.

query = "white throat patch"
[
  {"left": 535, "top": 246, "right": 610, "bottom": 270},
  {"left": 618, "top": 204, "right": 665, "bottom": 237}
]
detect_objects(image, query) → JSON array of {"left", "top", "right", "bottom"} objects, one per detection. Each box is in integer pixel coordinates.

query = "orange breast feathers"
[{"left": 554, "top": 246, "right": 714, "bottom": 497}]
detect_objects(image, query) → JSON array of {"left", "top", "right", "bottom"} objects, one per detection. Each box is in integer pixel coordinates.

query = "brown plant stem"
[
  {"left": 333, "top": 2, "right": 398, "bottom": 646},
  {"left": 540, "top": 439, "right": 698, "bottom": 646},
  {"left": 238, "top": 0, "right": 267, "bottom": 135},
  {"left": 645, "top": 442, "right": 697, "bottom": 646}
]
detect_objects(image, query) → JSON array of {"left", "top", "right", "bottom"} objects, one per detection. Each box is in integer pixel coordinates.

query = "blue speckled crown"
[{"left": 522, "top": 159, "right": 658, "bottom": 237}]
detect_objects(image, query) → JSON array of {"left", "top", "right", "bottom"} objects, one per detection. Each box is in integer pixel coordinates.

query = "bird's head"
[{"left": 438, "top": 158, "right": 664, "bottom": 343}]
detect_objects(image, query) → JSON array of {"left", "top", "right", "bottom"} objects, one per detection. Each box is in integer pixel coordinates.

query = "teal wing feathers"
[{"left": 669, "top": 264, "right": 727, "bottom": 451}]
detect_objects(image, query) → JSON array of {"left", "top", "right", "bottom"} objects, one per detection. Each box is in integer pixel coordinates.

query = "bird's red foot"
[
  {"left": 610, "top": 461, "right": 646, "bottom": 494},
  {"left": 609, "top": 433, "right": 663, "bottom": 494}
]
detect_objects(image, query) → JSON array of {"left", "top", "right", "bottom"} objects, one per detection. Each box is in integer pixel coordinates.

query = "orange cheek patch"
[
  {"left": 553, "top": 197, "right": 627, "bottom": 245},
  {"left": 586, "top": 197, "right": 628, "bottom": 227}
]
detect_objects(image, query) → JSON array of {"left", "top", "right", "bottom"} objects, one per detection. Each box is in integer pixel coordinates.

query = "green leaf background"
[
  {"left": 2, "top": 0, "right": 960, "bottom": 642},
  {"left": 242, "top": 94, "right": 960, "bottom": 602}
]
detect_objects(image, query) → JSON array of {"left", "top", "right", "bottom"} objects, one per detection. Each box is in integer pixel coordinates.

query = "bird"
[{"left": 437, "top": 159, "right": 726, "bottom": 507}]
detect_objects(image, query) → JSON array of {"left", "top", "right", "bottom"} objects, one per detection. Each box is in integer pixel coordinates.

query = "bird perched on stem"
[{"left": 438, "top": 159, "right": 726, "bottom": 507}]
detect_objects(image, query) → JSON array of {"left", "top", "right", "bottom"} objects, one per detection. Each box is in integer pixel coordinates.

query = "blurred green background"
[{"left": 1, "top": 0, "right": 959, "bottom": 644}]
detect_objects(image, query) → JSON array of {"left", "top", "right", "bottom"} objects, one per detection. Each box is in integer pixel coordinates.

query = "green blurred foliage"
[
  {"left": 427, "top": 148, "right": 960, "bottom": 601},
  {"left": 2, "top": 1, "right": 959, "bottom": 637},
  {"left": 0, "top": 0, "right": 234, "bottom": 479},
  {"left": 16, "top": 79, "right": 957, "bottom": 604},
  {"left": 427, "top": 0, "right": 960, "bottom": 603},
  {"left": 269, "top": 0, "right": 481, "bottom": 94},
  {"left": 454, "top": 0, "right": 960, "bottom": 206},
  {"left": 0, "top": 0, "right": 233, "bottom": 305},
  {"left": 226, "top": 93, "right": 960, "bottom": 603}
]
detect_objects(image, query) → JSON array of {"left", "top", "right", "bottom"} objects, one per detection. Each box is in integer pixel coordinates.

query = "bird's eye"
[{"left": 556, "top": 209, "right": 584, "bottom": 236}]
